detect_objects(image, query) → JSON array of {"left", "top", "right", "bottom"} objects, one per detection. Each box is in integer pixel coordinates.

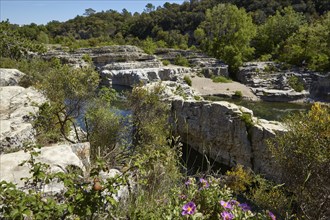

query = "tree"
[
  {"left": 253, "top": 7, "right": 306, "bottom": 59},
  {"left": 195, "top": 4, "right": 256, "bottom": 74},
  {"left": 144, "top": 3, "right": 155, "bottom": 13},
  {"left": 84, "top": 8, "right": 96, "bottom": 16},
  {"left": 0, "top": 20, "right": 45, "bottom": 60},
  {"left": 268, "top": 103, "right": 330, "bottom": 219},
  {"left": 280, "top": 11, "right": 330, "bottom": 72}
]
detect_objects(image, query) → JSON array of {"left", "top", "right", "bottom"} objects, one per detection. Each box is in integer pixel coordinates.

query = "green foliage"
[
  {"left": 240, "top": 113, "right": 254, "bottom": 128},
  {"left": 162, "top": 59, "right": 170, "bottom": 66},
  {"left": 173, "top": 54, "right": 190, "bottom": 67},
  {"left": 82, "top": 53, "right": 92, "bottom": 63},
  {"left": 234, "top": 90, "right": 243, "bottom": 98},
  {"left": 32, "top": 102, "right": 65, "bottom": 145},
  {"left": 269, "top": 103, "right": 330, "bottom": 219},
  {"left": 281, "top": 11, "right": 330, "bottom": 72},
  {"left": 288, "top": 75, "right": 305, "bottom": 92},
  {"left": 85, "top": 87, "right": 127, "bottom": 165},
  {"left": 196, "top": 4, "right": 256, "bottom": 73},
  {"left": 225, "top": 165, "right": 253, "bottom": 194},
  {"left": 211, "top": 76, "right": 233, "bottom": 83},
  {"left": 0, "top": 21, "right": 46, "bottom": 60},
  {"left": 0, "top": 146, "right": 124, "bottom": 219},
  {"left": 247, "top": 175, "right": 294, "bottom": 217},
  {"left": 183, "top": 75, "right": 192, "bottom": 86},
  {"left": 253, "top": 7, "right": 306, "bottom": 59},
  {"left": 140, "top": 37, "right": 157, "bottom": 54}
]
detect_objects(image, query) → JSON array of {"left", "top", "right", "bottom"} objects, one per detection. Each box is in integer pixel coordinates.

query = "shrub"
[
  {"left": 174, "top": 55, "right": 190, "bottom": 67},
  {"left": 212, "top": 76, "right": 233, "bottom": 83},
  {"left": 162, "top": 59, "right": 170, "bottom": 66},
  {"left": 234, "top": 90, "right": 243, "bottom": 98},
  {"left": 82, "top": 53, "right": 92, "bottom": 63},
  {"left": 288, "top": 75, "right": 304, "bottom": 92},
  {"left": 268, "top": 103, "right": 330, "bottom": 219},
  {"left": 183, "top": 75, "right": 192, "bottom": 86}
]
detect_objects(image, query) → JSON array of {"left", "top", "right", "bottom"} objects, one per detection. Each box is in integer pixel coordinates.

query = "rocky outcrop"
[
  {"left": 0, "top": 69, "right": 25, "bottom": 86},
  {"left": 0, "top": 69, "right": 47, "bottom": 153},
  {"left": 43, "top": 45, "right": 159, "bottom": 69},
  {"left": 310, "top": 73, "right": 330, "bottom": 101},
  {"left": 171, "top": 99, "right": 285, "bottom": 179},
  {"left": 155, "top": 48, "right": 228, "bottom": 77},
  {"left": 0, "top": 143, "right": 90, "bottom": 191},
  {"left": 236, "top": 62, "right": 330, "bottom": 102},
  {"left": 100, "top": 67, "right": 191, "bottom": 87},
  {"left": 144, "top": 81, "right": 201, "bottom": 101}
]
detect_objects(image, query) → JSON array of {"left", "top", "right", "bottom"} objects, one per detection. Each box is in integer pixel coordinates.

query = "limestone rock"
[
  {"left": 0, "top": 85, "right": 46, "bottom": 153},
  {"left": 144, "top": 81, "right": 202, "bottom": 101},
  {"left": 171, "top": 99, "right": 285, "bottom": 180},
  {"left": 0, "top": 69, "right": 25, "bottom": 86},
  {"left": 236, "top": 62, "right": 321, "bottom": 102},
  {"left": 0, "top": 143, "right": 90, "bottom": 192}
]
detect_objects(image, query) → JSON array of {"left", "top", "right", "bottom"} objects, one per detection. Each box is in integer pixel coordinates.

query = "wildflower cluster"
[{"left": 178, "top": 176, "right": 276, "bottom": 219}]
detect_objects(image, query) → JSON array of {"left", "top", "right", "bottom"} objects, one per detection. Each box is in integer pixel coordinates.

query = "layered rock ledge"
[
  {"left": 171, "top": 99, "right": 285, "bottom": 179},
  {"left": 0, "top": 69, "right": 46, "bottom": 153}
]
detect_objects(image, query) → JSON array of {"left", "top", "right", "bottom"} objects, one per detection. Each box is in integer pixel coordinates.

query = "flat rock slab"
[
  {"left": 191, "top": 76, "right": 259, "bottom": 101},
  {"left": 0, "top": 143, "right": 90, "bottom": 191},
  {"left": 0, "top": 86, "right": 46, "bottom": 152}
]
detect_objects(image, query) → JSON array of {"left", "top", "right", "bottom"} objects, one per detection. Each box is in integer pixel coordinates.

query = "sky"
[{"left": 0, "top": 0, "right": 184, "bottom": 25}]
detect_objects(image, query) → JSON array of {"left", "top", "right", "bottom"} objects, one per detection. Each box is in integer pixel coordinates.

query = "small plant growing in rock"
[
  {"left": 82, "top": 54, "right": 92, "bottom": 63},
  {"left": 183, "top": 75, "right": 192, "bottom": 86},
  {"left": 162, "top": 59, "right": 170, "bottom": 66},
  {"left": 174, "top": 55, "right": 190, "bottom": 67},
  {"left": 288, "top": 75, "right": 304, "bottom": 92},
  {"left": 233, "top": 90, "right": 243, "bottom": 98}
]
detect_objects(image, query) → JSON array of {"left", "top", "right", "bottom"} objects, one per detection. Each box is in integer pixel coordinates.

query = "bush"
[
  {"left": 162, "top": 59, "right": 170, "bottom": 66},
  {"left": 234, "top": 90, "right": 243, "bottom": 98},
  {"left": 212, "top": 76, "right": 233, "bottom": 83},
  {"left": 288, "top": 75, "right": 304, "bottom": 92},
  {"left": 183, "top": 75, "right": 192, "bottom": 86},
  {"left": 268, "top": 103, "right": 330, "bottom": 219},
  {"left": 174, "top": 55, "right": 190, "bottom": 67}
]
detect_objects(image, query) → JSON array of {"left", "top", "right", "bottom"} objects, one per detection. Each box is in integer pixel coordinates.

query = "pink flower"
[
  {"left": 182, "top": 202, "right": 196, "bottom": 216},
  {"left": 221, "top": 211, "right": 234, "bottom": 220},
  {"left": 268, "top": 211, "right": 276, "bottom": 220},
  {"left": 199, "top": 178, "right": 209, "bottom": 188},
  {"left": 220, "top": 200, "right": 233, "bottom": 210}
]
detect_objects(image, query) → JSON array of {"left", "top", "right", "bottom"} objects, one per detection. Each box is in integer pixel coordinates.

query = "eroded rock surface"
[
  {"left": 0, "top": 69, "right": 47, "bottom": 153},
  {"left": 171, "top": 99, "right": 285, "bottom": 179},
  {"left": 0, "top": 143, "right": 90, "bottom": 191},
  {"left": 237, "top": 62, "right": 329, "bottom": 102}
]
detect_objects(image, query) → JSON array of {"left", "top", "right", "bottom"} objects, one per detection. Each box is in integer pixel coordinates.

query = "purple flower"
[
  {"left": 182, "top": 202, "right": 196, "bottom": 216},
  {"left": 185, "top": 178, "right": 192, "bottom": 186},
  {"left": 268, "top": 211, "right": 276, "bottom": 220},
  {"left": 229, "top": 200, "right": 239, "bottom": 206},
  {"left": 239, "top": 203, "right": 251, "bottom": 211},
  {"left": 221, "top": 211, "right": 234, "bottom": 220},
  {"left": 179, "top": 194, "right": 187, "bottom": 200},
  {"left": 220, "top": 200, "right": 233, "bottom": 210},
  {"left": 199, "top": 178, "right": 209, "bottom": 188}
]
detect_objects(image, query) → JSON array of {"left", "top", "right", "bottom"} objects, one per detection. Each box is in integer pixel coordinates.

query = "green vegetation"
[
  {"left": 268, "top": 103, "right": 330, "bottom": 219},
  {"left": 196, "top": 4, "right": 256, "bottom": 73},
  {"left": 1, "top": 1, "right": 330, "bottom": 219},
  {"left": 174, "top": 54, "right": 190, "bottom": 67},
  {"left": 1, "top": 1, "right": 330, "bottom": 73},
  {"left": 234, "top": 90, "right": 243, "bottom": 98},
  {"left": 288, "top": 75, "right": 305, "bottom": 92},
  {"left": 211, "top": 76, "right": 233, "bottom": 83},
  {"left": 183, "top": 75, "right": 192, "bottom": 86},
  {"left": 162, "top": 59, "right": 170, "bottom": 66}
]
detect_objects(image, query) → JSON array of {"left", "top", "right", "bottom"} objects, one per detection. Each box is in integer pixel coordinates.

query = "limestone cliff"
[{"left": 171, "top": 99, "right": 285, "bottom": 179}]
